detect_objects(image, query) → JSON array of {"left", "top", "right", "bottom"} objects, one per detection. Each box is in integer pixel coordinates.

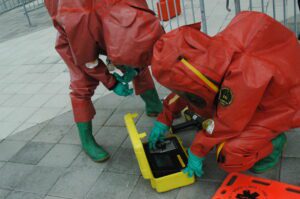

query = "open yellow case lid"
[{"left": 124, "top": 113, "right": 154, "bottom": 179}]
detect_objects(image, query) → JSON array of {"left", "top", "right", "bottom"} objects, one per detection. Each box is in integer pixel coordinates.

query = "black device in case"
[{"left": 143, "top": 137, "right": 188, "bottom": 178}]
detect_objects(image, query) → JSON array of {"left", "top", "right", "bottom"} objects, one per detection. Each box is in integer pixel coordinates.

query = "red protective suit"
[
  {"left": 152, "top": 11, "right": 300, "bottom": 172},
  {"left": 45, "top": 0, "right": 164, "bottom": 122}
]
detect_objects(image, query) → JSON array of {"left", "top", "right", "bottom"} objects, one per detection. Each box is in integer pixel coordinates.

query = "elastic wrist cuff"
[{"left": 154, "top": 121, "right": 169, "bottom": 131}]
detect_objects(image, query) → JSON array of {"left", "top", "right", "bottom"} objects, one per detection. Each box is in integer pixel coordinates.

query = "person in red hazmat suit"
[
  {"left": 149, "top": 11, "right": 300, "bottom": 177},
  {"left": 45, "top": 0, "right": 165, "bottom": 162}
]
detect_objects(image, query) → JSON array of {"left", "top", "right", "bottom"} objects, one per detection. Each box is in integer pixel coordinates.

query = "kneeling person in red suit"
[{"left": 149, "top": 12, "right": 300, "bottom": 177}]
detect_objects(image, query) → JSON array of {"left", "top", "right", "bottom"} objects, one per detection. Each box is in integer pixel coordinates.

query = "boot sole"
[
  {"left": 83, "top": 150, "right": 110, "bottom": 163},
  {"left": 94, "top": 155, "right": 110, "bottom": 163}
]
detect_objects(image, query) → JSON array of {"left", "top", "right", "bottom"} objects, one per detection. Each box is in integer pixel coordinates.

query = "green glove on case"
[
  {"left": 183, "top": 148, "right": 205, "bottom": 178},
  {"left": 148, "top": 121, "right": 169, "bottom": 150}
]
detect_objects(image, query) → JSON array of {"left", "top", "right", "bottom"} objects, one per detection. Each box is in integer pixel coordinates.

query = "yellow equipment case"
[{"left": 124, "top": 113, "right": 195, "bottom": 192}]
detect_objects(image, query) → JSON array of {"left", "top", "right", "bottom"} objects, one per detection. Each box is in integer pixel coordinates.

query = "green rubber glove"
[
  {"left": 113, "top": 65, "right": 138, "bottom": 83},
  {"left": 148, "top": 121, "right": 169, "bottom": 150},
  {"left": 113, "top": 81, "right": 133, "bottom": 96},
  {"left": 183, "top": 148, "right": 205, "bottom": 178}
]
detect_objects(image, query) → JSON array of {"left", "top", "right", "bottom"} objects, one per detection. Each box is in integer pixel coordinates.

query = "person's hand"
[
  {"left": 148, "top": 121, "right": 169, "bottom": 150},
  {"left": 113, "top": 82, "right": 133, "bottom": 96},
  {"left": 113, "top": 66, "right": 138, "bottom": 83},
  {"left": 183, "top": 148, "right": 205, "bottom": 178}
]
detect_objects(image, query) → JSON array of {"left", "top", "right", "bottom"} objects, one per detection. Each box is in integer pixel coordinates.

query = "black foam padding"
[{"left": 143, "top": 137, "right": 188, "bottom": 178}]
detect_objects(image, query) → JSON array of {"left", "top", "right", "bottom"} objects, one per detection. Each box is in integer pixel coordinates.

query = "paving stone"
[
  {"left": 5, "top": 191, "right": 43, "bottom": 199},
  {"left": 105, "top": 147, "right": 141, "bottom": 175},
  {"left": 42, "top": 56, "right": 61, "bottom": 64},
  {"left": 0, "top": 140, "right": 26, "bottom": 161},
  {"left": 291, "top": 128, "right": 300, "bottom": 133},
  {"left": 116, "top": 97, "right": 145, "bottom": 112},
  {"left": 94, "top": 94, "right": 125, "bottom": 110},
  {"left": 105, "top": 110, "right": 143, "bottom": 127},
  {"left": 0, "top": 94, "right": 12, "bottom": 105},
  {"left": 47, "top": 111, "right": 74, "bottom": 126},
  {"left": 3, "top": 107, "right": 38, "bottom": 123},
  {"left": 86, "top": 172, "right": 139, "bottom": 199},
  {"left": 38, "top": 144, "right": 81, "bottom": 167},
  {"left": 92, "top": 124, "right": 103, "bottom": 134},
  {"left": 95, "top": 126, "right": 128, "bottom": 148},
  {"left": 176, "top": 180, "right": 221, "bottom": 199},
  {"left": 15, "top": 166, "right": 64, "bottom": 194},
  {"left": 6, "top": 123, "right": 46, "bottom": 141},
  {"left": 200, "top": 153, "right": 227, "bottom": 183},
  {"left": 0, "top": 121, "right": 22, "bottom": 140},
  {"left": 0, "top": 162, "right": 4, "bottom": 170},
  {"left": 49, "top": 167, "right": 102, "bottom": 199},
  {"left": 27, "top": 108, "right": 62, "bottom": 124},
  {"left": 175, "top": 129, "right": 197, "bottom": 148},
  {"left": 59, "top": 125, "right": 81, "bottom": 145},
  {"left": 32, "top": 125, "right": 71, "bottom": 143},
  {"left": 284, "top": 131, "right": 300, "bottom": 158},
  {"left": 44, "top": 196, "right": 65, "bottom": 199},
  {"left": 93, "top": 109, "right": 114, "bottom": 126},
  {"left": 280, "top": 157, "right": 300, "bottom": 186},
  {"left": 59, "top": 124, "right": 101, "bottom": 145},
  {"left": 44, "top": 196, "right": 66, "bottom": 199},
  {"left": 70, "top": 146, "right": 117, "bottom": 170},
  {"left": 129, "top": 176, "right": 179, "bottom": 199},
  {"left": 10, "top": 142, "right": 54, "bottom": 165},
  {"left": 136, "top": 112, "right": 157, "bottom": 127},
  {"left": 0, "top": 189, "right": 10, "bottom": 199},
  {"left": 0, "top": 163, "right": 34, "bottom": 189}
]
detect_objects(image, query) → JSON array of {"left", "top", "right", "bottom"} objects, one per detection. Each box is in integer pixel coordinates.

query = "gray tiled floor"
[
  {"left": 48, "top": 167, "right": 102, "bottom": 199},
  {"left": 0, "top": 140, "right": 26, "bottom": 161},
  {"left": 0, "top": 163, "right": 34, "bottom": 190},
  {"left": 0, "top": 92, "right": 299, "bottom": 199},
  {"left": 0, "top": 189, "right": 11, "bottom": 199},
  {"left": 128, "top": 177, "right": 179, "bottom": 199},
  {"left": 0, "top": 1, "right": 299, "bottom": 198},
  {"left": 32, "top": 125, "right": 71, "bottom": 143},
  {"left": 5, "top": 191, "right": 43, "bottom": 199},
  {"left": 86, "top": 172, "right": 139, "bottom": 199},
  {"left": 6, "top": 123, "right": 47, "bottom": 142},
  {"left": 280, "top": 158, "right": 300, "bottom": 186},
  {"left": 14, "top": 166, "right": 64, "bottom": 194},
  {"left": 9, "top": 142, "right": 54, "bottom": 165},
  {"left": 38, "top": 144, "right": 81, "bottom": 168}
]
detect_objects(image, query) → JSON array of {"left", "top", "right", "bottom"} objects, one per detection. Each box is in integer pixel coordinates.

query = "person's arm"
[
  {"left": 50, "top": 7, "right": 117, "bottom": 90},
  {"left": 156, "top": 92, "right": 188, "bottom": 126},
  {"left": 82, "top": 59, "right": 117, "bottom": 90},
  {"left": 190, "top": 64, "right": 273, "bottom": 157}
]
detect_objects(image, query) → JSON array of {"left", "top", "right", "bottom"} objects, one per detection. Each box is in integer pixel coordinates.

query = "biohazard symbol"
[{"left": 236, "top": 190, "right": 260, "bottom": 199}]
